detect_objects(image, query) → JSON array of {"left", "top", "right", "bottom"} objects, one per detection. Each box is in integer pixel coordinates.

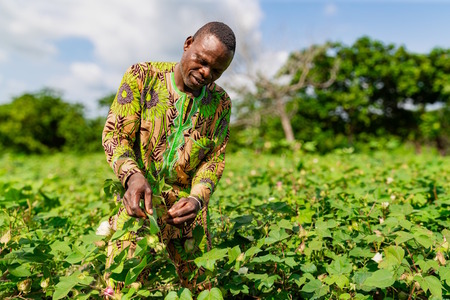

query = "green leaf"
[
  {"left": 9, "top": 263, "right": 32, "bottom": 277},
  {"left": 304, "top": 238, "right": 323, "bottom": 256},
  {"left": 325, "top": 274, "right": 349, "bottom": 289},
  {"left": 165, "top": 291, "right": 178, "bottom": 300},
  {"left": 340, "top": 293, "right": 352, "bottom": 300},
  {"left": 301, "top": 279, "right": 321, "bottom": 293},
  {"left": 302, "top": 278, "right": 328, "bottom": 296},
  {"left": 77, "top": 273, "right": 94, "bottom": 285},
  {"left": 364, "top": 269, "right": 395, "bottom": 288},
  {"left": 264, "top": 228, "right": 290, "bottom": 245},
  {"left": 194, "top": 248, "right": 228, "bottom": 272},
  {"left": 122, "top": 287, "right": 136, "bottom": 300},
  {"left": 111, "top": 261, "right": 124, "bottom": 274},
  {"left": 284, "top": 256, "right": 298, "bottom": 268},
  {"left": 252, "top": 254, "right": 282, "bottom": 263},
  {"left": 334, "top": 274, "right": 349, "bottom": 289},
  {"left": 379, "top": 245, "right": 404, "bottom": 269},
  {"left": 438, "top": 266, "right": 450, "bottom": 286},
  {"left": 415, "top": 234, "right": 433, "bottom": 248},
  {"left": 349, "top": 247, "right": 373, "bottom": 258},
  {"left": 110, "top": 229, "right": 127, "bottom": 241},
  {"left": 424, "top": 276, "right": 442, "bottom": 298},
  {"left": 315, "top": 220, "right": 334, "bottom": 238},
  {"left": 137, "top": 290, "right": 151, "bottom": 297},
  {"left": 442, "top": 229, "right": 450, "bottom": 242},
  {"left": 148, "top": 214, "right": 160, "bottom": 234},
  {"left": 125, "top": 256, "right": 147, "bottom": 285},
  {"left": 415, "top": 275, "right": 443, "bottom": 298},
  {"left": 80, "top": 232, "right": 103, "bottom": 244},
  {"left": 179, "top": 288, "right": 193, "bottom": 300},
  {"left": 229, "top": 283, "right": 249, "bottom": 296},
  {"left": 289, "top": 274, "right": 307, "bottom": 287},
  {"left": 245, "top": 273, "right": 280, "bottom": 290},
  {"left": 65, "top": 249, "right": 84, "bottom": 264},
  {"left": 197, "top": 287, "right": 223, "bottom": 300},
  {"left": 228, "top": 246, "right": 241, "bottom": 264},
  {"left": 394, "top": 231, "right": 414, "bottom": 244},
  {"left": 327, "top": 256, "right": 353, "bottom": 275},
  {"left": 50, "top": 240, "right": 72, "bottom": 255},
  {"left": 52, "top": 272, "right": 80, "bottom": 300},
  {"left": 244, "top": 246, "right": 261, "bottom": 260},
  {"left": 417, "top": 259, "right": 439, "bottom": 273},
  {"left": 277, "top": 219, "right": 294, "bottom": 230},
  {"left": 399, "top": 219, "right": 413, "bottom": 230},
  {"left": 301, "top": 262, "right": 317, "bottom": 273}
]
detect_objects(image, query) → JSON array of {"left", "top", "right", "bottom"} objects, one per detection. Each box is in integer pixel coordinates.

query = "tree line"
[
  {"left": 0, "top": 89, "right": 106, "bottom": 153},
  {"left": 231, "top": 36, "right": 449, "bottom": 155},
  {"left": 0, "top": 36, "right": 448, "bottom": 155}
]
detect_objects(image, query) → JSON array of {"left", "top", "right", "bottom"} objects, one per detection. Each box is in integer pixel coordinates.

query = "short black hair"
[{"left": 193, "top": 21, "right": 236, "bottom": 53}]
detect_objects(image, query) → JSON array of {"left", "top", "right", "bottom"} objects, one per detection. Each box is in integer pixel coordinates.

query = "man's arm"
[{"left": 102, "top": 65, "right": 153, "bottom": 218}]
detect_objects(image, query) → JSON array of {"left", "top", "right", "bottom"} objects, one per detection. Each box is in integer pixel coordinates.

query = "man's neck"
[{"left": 174, "top": 63, "right": 201, "bottom": 98}]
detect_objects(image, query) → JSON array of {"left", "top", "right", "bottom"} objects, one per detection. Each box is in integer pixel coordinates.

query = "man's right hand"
[{"left": 123, "top": 172, "right": 153, "bottom": 219}]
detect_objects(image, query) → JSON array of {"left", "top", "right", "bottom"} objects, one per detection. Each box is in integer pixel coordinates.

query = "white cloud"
[
  {"left": 257, "top": 51, "right": 289, "bottom": 78},
  {"left": 0, "top": 79, "right": 27, "bottom": 102},
  {"left": 0, "top": 0, "right": 264, "bottom": 115},
  {"left": 324, "top": 3, "right": 338, "bottom": 16},
  {"left": 0, "top": 49, "right": 6, "bottom": 63}
]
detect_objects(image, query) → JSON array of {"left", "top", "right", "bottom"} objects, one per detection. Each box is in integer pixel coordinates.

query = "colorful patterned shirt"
[{"left": 102, "top": 62, "right": 231, "bottom": 206}]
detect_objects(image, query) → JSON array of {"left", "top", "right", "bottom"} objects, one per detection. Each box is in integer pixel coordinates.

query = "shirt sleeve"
[
  {"left": 102, "top": 65, "right": 144, "bottom": 187},
  {"left": 190, "top": 97, "right": 231, "bottom": 206}
]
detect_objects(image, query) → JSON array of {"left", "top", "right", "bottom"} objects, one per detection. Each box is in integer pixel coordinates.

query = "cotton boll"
[
  {"left": 96, "top": 221, "right": 112, "bottom": 236},
  {"left": 372, "top": 252, "right": 383, "bottom": 263}
]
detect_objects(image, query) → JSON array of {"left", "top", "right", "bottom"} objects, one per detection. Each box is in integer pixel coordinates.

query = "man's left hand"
[{"left": 165, "top": 197, "right": 201, "bottom": 228}]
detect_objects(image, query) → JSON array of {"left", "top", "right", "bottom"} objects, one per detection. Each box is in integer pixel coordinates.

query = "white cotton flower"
[
  {"left": 379, "top": 217, "right": 385, "bottom": 224},
  {"left": 372, "top": 252, "right": 383, "bottom": 263},
  {"left": 390, "top": 194, "right": 396, "bottom": 200},
  {"left": 96, "top": 221, "right": 112, "bottom": 236},
  {"left": 386, "top": 177, "right": 394, "bottom": 184},
  {"left": 381, "top": 202, "right": 390, "bottom": 209}
]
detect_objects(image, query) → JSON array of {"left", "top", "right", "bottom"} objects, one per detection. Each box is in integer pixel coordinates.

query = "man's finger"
[
  {"left": 167, "top": 198, "right": 195, "bottom": 217},
  {"left": 128, "top": 194, "right": 147, "bottom": 219},
  {"left": 123, "top": 195, "right": 135, "bottom": 217},
  {"left": 123, "top": 197, "right": 134, "bottom": 217},
  {"left": 166, "top": 213, "right": 197, "bottom": 225},
  {"left": 144, "top": 188, "right": 153, "bottom": 215},
  {"left": 123, "top": 191, "right": 134, "bottom": 215}
]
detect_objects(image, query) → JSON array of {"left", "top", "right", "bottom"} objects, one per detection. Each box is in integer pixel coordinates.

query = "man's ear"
[{"left": 183, "top": 36, "right": 194, "bottom": 51}]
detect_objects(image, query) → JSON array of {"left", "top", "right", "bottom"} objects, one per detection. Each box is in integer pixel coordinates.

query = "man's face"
[{"left": 179, "top": 34, "right": 233, "bottom": 93}]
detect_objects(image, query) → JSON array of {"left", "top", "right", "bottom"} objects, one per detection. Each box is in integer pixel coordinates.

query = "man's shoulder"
[
  {"left": 205, "top": 83, "right": 231, "bottom": 110},
  {"left": 127, "top": 61, "right": 177, "bottom": 75},
  {"left": 207, "top": 83, "right": 229, "bottom": 98}
]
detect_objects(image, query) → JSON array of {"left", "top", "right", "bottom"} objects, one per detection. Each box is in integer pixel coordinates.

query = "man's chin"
[{"left": 186, "top": 82, "right": 203, "bottom": 93}]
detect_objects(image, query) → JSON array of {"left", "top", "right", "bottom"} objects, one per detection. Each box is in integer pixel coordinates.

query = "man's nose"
[{"left": 200, "top": 66, "right": 212, "bottom": 81}]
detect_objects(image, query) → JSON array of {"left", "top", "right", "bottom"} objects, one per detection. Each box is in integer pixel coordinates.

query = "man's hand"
[
  {"left": 165, "top": 197, "right": 201, "bottom": 228},
  {"left": 123, "top": 172, "right": 153, "bottom": 219}
]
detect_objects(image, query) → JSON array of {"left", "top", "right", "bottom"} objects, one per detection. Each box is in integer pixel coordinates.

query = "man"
[{"left": 102, "top": 21, "right": 235, "bottom": 290}]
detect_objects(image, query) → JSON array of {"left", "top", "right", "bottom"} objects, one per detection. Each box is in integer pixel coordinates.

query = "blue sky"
[
  {"left": 260, "top": 1, "right": 450, "bottom": 53},
  {"left": 0, "top": 0, "right": 449, "bottom": 116}
]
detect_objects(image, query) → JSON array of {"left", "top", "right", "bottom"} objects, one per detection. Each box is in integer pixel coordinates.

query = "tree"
[
  {"left": 230, "top": 43, "right": 339, "bottom": 144},
  {"left": 230, "top": 37, "right": 450, "bottom": 154},
  {"left": 0, "top": 89, "right": 104, "bottom": 153}
]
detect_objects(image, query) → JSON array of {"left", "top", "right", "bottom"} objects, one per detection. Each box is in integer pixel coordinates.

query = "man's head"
[
  {"left": 193, "top": 22, "right": 236, "bottom": 54},
  {"left": 177, "top": 22, "right": 236, "bottom": 94}
]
